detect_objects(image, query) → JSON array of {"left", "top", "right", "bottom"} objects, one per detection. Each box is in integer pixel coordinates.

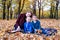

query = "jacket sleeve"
[
  {"left": 38, "top": 21, "right": 41, "bottom": 29},
  {"left": 31, "top": 23, "right": 35, "bottom": 31},
  {"left": 24, "top": 23, "right": 26, "bottom": 32}
]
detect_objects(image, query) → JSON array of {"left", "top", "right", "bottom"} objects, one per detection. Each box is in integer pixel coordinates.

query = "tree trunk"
[
  {"left": 33, "top": 0, "right": 36, "bottom": 15},
  {"left": 10, "top": 0, "right": 12, "bottom": 19},
  {"left": 56, "top": 1, "right": 59, "bottom": 20},
  {"left": 7, "top": 6, "right": 9, "bottom": 20},
  {"left": 33, "top": 7, "right": 36, "bottom": 15},
  {"left": 7, "top": 1, "right": 11, "bottom": 20},
  {"left": 2, "top": 2, "right": 6, "bottom": 19},
  {"left": 50, "top": 3, "right": 53, "bottom": 18},
  {"left": 54, "top": 7, "right": 56, "bottom": 19},
  {"left": 39, "top": 7, "right": 41, "bottom": 19},
  {"left": 42, "top": 6, "right": 44, "bottom": 18},
  {"left": 10, "top": 8, "right": 13, "bottom": 19},
  {"left": 38, "top": 0, "right": 41, "bottom": 19},
  {"left": 20, "top": 0, "right": 25, "bottom": 13},
  {"left": 18, "top": 0, "right": 25, "bottom": 16},
  {"left": 18, "top": 0, "right": 21, "bottom": 15}
]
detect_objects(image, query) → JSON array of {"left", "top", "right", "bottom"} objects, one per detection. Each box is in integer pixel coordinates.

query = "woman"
[{"left": 11, "top": 12, "right": 32, "bottom": 33}]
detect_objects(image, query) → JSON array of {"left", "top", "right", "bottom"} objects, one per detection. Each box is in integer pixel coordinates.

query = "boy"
[
  {"left": 32, "top": 15, "right": 57, "bottom": 36},
  {"left": 24, "top": 17, "right": 34, "bottom": 33},
  {"left": 32, "top": 15, "right": 42, "bottom": 34}
]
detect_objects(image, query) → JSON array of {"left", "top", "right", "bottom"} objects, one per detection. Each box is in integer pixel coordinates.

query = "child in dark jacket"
[
  {"left": 24, "top": 17, "right": 34, "bottom": 33},
  {"left": 32, "top": 15, "right": 42, "bottom": 33},
  {"left": 32, "top": 15, "right": 57, "bottom": 36}
]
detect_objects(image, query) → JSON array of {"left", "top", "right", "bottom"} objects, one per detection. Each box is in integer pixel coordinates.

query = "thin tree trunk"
[
  {"left": 18, "top": 0, "right": 25, "bottom": 16},
  {"left": 10, "top": 0, "right": 12, "bottom": 19},
  {"left": 33, "top": 0, "right": 36, "bottom": 15},
  {"left": 42, "top": 6, "right": 44, "bottom": 18},
  {"left": 7, "top": 6, "right": 9, "bottom": 20},
  {"left": 33, "top": 7, "right": 36, "bottom": 15},
  {"left": 2, "top": 1, "right": 6, "bottom": 19},
  {"left": 10, "top": 8, "right": 13, "bottom": 19},
  {"left": 18, "top": 0, "right": 21, "bottom": 15},
  {"left": 7, "top": 1, "right": 11, "bottom": 20},
  {"left": 20, "top": 0, "right": 25, "bottom": 13},
  {"left": 38, "top": 0, "right": 41, "bottom": 19},
  {"left": 39, "top": 7, "right": 41, "bottom": 19},
  {"left": 54, "top": 7, "right": 56, "bottom": 19},
  {"left": 50, "top": 2, "right": 53, "bottom": 18},
  {"left": 56, "top": 1, "right": 59, "bottom": 20}
]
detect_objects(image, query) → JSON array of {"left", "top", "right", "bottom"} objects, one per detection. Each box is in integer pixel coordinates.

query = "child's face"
[
  {"left": 26, "top": 17, "right": 31, "bottom": 22},
  {"left": 32, "top": 16, "right": 37, "bottom": 21}
]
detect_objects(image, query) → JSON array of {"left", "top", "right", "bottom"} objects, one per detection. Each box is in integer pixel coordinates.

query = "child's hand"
[
  {"left": 37, "top": 30, "right": 42, "bottom": 33},
  {"left": 28, "top": 31, "right": 30, "bottom": 34},
  {"left": 35, "top": 29, "right": 38, "bottom": 32},
  {"left": 36, "top": 30, "right": 42, "bottom": 34}
]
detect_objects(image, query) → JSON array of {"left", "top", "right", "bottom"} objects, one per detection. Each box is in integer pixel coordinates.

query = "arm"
[
  {"left": 24, "top": 23, "right": 26, "bottom": 33},
  {"left": 38, "top": 20, "right": 41, "bottom": 29},
  {"left": 31, "top": 23, "right": 35, "bottom": 33}
]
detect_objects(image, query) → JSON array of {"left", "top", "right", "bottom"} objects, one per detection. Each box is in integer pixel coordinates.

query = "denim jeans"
[{"left": 41, "top": 28, "right": 57, "bottom": 36}]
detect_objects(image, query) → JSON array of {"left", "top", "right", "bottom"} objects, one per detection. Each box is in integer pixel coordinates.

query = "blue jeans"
[{"left": 41, "top": 28, "right": 57, "bottom": 36}]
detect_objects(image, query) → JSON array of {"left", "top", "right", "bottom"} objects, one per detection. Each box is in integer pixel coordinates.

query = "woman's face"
[{"left": 26, "top": 12, "right": 31, "bottom": 17}]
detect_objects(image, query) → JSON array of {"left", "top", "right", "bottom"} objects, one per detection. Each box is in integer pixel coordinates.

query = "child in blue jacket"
[
  {"left": 24, "top": 17, "right": 34, "bottom": 33},
  {"left": 32, "top": 15, "right": 42, "bottom": 33},
  {"left": 32, "top": 15, "right": 57, "bottom": 36}
]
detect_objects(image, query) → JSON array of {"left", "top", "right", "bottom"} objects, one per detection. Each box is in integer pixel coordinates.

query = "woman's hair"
[{"left": 26, "top": 11, "right": 33, "bottom": 17}]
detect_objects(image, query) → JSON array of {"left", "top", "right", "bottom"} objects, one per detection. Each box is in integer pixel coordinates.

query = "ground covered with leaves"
[{"left": 0, "top": 19, "right": 60, "bottom": 40}]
